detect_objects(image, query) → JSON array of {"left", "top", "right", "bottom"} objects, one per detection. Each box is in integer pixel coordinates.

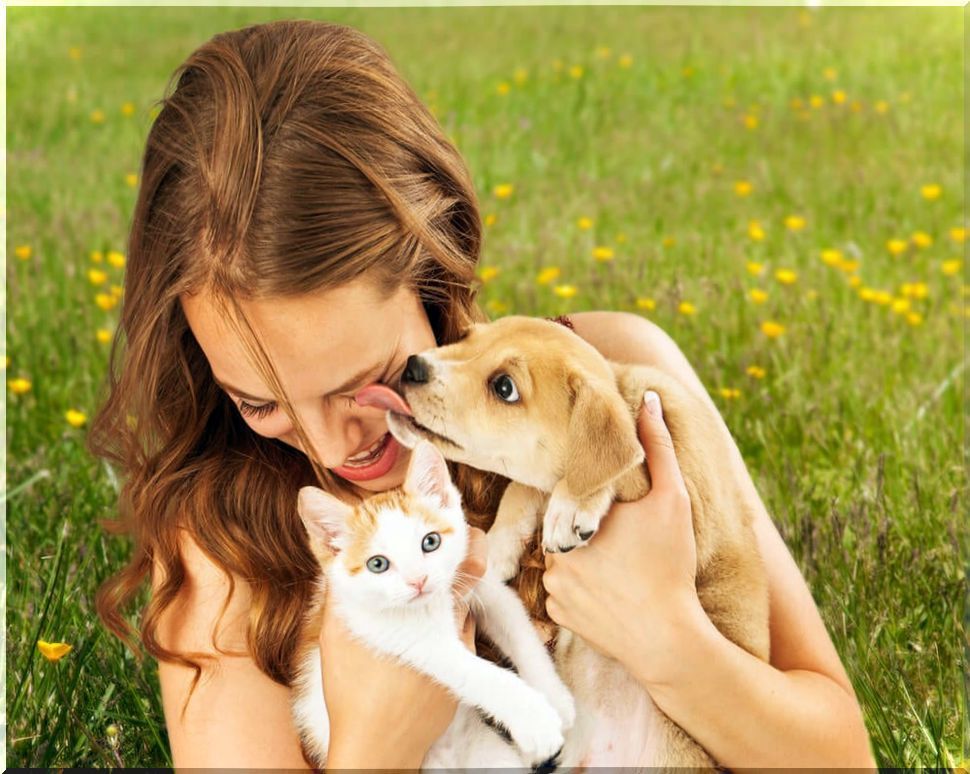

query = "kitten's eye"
[
  {"left": 366, "top": 555, "right": 390, "bottom": 573},
  {"left": 491, "top": 374, "right": 519, "bottom": 403},
  {"left": 422, "top": 532, "right": 441, "bottom": 553}
]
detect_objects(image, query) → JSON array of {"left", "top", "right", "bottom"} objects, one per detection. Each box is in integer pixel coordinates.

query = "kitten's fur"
[{"left": 291, "top": 440, "right": 575, "bottom": 769}]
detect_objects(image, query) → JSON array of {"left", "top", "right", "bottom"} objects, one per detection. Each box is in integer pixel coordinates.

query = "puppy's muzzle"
[{"left": 402, "top": 354, "right": 432, "bottom": 385}]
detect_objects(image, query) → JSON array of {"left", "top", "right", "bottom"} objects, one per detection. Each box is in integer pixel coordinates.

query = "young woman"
[{"left": 88, "top": 19, "right": 875, "bottom": 769}]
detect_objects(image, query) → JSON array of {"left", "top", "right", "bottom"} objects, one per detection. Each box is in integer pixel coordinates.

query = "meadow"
[{"left": 5, "top": 4, "right": 966, "bottom": 767}]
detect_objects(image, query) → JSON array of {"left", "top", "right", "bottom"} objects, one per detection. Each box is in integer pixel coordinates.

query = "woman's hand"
[
  {"left": 542, "top": 391, "right": 706, "bottom": 678},
  {"left": 323, "top": 527, "right": 487, "bottom": 769}
]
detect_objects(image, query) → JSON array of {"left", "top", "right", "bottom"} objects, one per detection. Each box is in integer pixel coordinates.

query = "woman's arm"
[{"left": 558, "top": 310, "right": 875, "bottom": 768}]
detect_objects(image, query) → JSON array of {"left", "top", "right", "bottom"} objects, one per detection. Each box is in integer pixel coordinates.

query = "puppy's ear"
[
  {"left": 564, "top": 376, "right": 644, "bottom": 500},
  {"left": 298, "top": 486, "right": 353, "bottom": 551}
]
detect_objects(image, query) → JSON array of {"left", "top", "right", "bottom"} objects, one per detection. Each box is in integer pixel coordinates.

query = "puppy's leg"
[
  {"left": 542, "top": 479, "right": 614, "bottom": 554},
  {"left": 487, "top": 481, "right": 547, "bottom": 582}
]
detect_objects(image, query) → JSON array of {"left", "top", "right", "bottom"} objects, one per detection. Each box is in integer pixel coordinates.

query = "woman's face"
[{"left": 180, "top": 277, "right": 437, "bottom": 495}]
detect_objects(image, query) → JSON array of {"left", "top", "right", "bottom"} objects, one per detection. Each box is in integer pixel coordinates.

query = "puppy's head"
[{"left": 386, "top": 316, "right": 643, "bottom": 496}]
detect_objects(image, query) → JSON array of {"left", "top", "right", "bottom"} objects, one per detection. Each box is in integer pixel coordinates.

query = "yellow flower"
[
  {"left": 820, "top": 248, "right": 843, "bottom": 266},
  {"left": 513, "top": 68, "right": 528, "bottom": 86},
  {"left": 88, "top": 268, "right": 108, "bottom": 286},
  {"left": 748, "top": 220, "right": 766, "bottom": 241},
  {"left": 90, "top": 108, "right": 105, "bottom": 124},
  {"left": 8, "top": 377, "right": 32, "bottom": 394},
  {"left": 848, "top": 275, "right": 862, "bottom": 288},
  {"left": 569, "top": 65, "right": 584, "bottom": 79},
  {"left": 484, "top": 213, "right": 497, "bottom": 227},
  {"left": 536, "top": 267, "right": 561, "bottom": 285},
  {"left": 748, "top": 288, "right": 768, "bottom": 304},
  {"left": 784, "top": 215, "right": 806, "bottom": 231},
  {"left": 743, "top": 114, "right": 759, "bottom": 130},
  {"left": 891, "top": 298, "right": 911, "bottom": 314},
  {"left": 110, "top": 284, "right": 124, "bottom": 299},
  {"left": 858, "top": 287, "right": 877, "bottom": 302},
  {"left": 886, "top": 238, "right": 908, "bottom": 256},
  {"left": 718, "top": 387, "right": 741, "bottom": 400},
  {"left": 809, "top": 94, "right": 825, "bottom": 109},
  {"left": 661, "top": 236, "right": 676, "bottom": 248},
  {"left": 839, "top": 259, "right": 860, "bottom": 274},
  {"left": 874, "top": 100, "right": 890, "bottom": 114},
  {"left": 906, "top": 312, "right": 923, "bottom": 326},
  {"left": 618, "top": 54, "right": 633, "bottom": 69},
  {"left": 636, "top": 297, "right": 656, "bottom": 311},
  {"left": 907, "top": 282, "right": 929, "bottom": 299},
  {"left": 734, "top": 180, "right": 753, "bottom": 197},
  {"left": 553, "top": 284, "right": 578, "bottom": 299},
  {"left": 96, "top": 328, "right": 112, "bottom": 344},
  {"left": 96, "top": 293, "right": 118, "bottom": 311},
  {"left": 775, "top": 269, "right": 798, "bottom": 285},
  {"left": 577, "top": 216, "right": 594, "bottom": 230},
  {"left": 942, "top": 259, "right": 962, "bottom": 276},
  {"left": 920, "top": 183, "right": 942, "bottom": 201},
  {"left": 125, "top": 173, "right": 138, "bottom": 188},
  {"left": 68, "top": 46, "right": 82, "bottom": 60},
  {"left": 121, "top": 101, "right": 136, "bottom": 117},
  {"left": 746, "top": 365, "right": 766, "bottom": 379},
  {"left": 911, "top": 231, "right": 933, "bottom": 249},
  {"left": 760, "top": 320, "right": 785, "bottom": 338},
  {"left": 15, "top": 245, "right": 32, "bottom": 261},
  {"left": 950, "top": 227, "right": 967, "bottom": 243},
  {"left": 496, "top": 82, "right": 511, "bottom": 96},
  {"left": 615, "top": 232, "right": 628, "bottom": 244},
  {"left": 831, "top": 90, "right": 847, "bottom": 105},
  {"left": 746, "top": 261, "right": 765, "bottom": 276},
  {"left": 107, "top": 250, "right": 126, "bottom": 268},
  {"left": 872, "top": 290, "right": 893, "bottom": 306},
  {"left": 37, "top": 640, "right": 73, "bottom": 662},
  {"left": 592, "top": 246, "right": 614, "bottom": 262},
  {"left": 486, "top": 299, "right": 509, "bottom": 315},
  {"left": 478, "top": 266, "right": 500, "bottom": 283},
  {"left": 493, "top": 183, "right": 514, "bottom": 199},
  {"left": 823, "top": 67, "right": 838, "bottom": 81},
  {"left": 90, "top": 250, "right": 104, "bottom": 264},
  {"left": 678, "top": 301, "right": 697, "bottom": 316},
  {"left": 66, "top": 409, "right": 87, "bottom": 428}
]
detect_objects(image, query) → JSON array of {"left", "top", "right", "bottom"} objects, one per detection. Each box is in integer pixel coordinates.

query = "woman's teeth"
[{"left": 344, "top": 433, "right": 388, "bottom": 465}]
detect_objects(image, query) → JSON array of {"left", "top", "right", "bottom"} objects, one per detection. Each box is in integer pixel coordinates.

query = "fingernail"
[{"left": 644, "top": 390, "right": 662, "bottom": 418}]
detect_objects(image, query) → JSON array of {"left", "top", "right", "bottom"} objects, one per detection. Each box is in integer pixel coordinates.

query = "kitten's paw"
[
  {"left": 541, "top": 487, "right": 611, "bottom": 554},
  {"left": 506, "top": 690, "right": 565, "bottom": 766}
]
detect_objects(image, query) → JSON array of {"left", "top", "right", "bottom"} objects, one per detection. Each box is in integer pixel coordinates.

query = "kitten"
[{"left": 291, "top": 440, "right": 575, "bottom": 770}]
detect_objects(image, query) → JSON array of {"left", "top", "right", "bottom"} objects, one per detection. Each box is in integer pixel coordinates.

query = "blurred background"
[{"left": 5, "top": 4, "right": 966, "bottom": 767}]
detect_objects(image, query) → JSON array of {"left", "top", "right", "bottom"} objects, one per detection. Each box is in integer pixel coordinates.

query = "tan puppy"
[{"left": 383, "top": 315, "right": 770, "bottom": 767}]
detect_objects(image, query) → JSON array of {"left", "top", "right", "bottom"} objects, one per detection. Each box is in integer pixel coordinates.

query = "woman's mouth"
[{"left": 332, "top": 431, "right": 401, "bottom": 481}]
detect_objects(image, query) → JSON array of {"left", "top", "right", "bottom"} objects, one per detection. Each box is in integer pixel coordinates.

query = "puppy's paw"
[
  {"left": 487, "top": 529, "right": 526, "bottom": 582},
  {"left": 542, "top": 486, "right": 612, "bottom": 554}
]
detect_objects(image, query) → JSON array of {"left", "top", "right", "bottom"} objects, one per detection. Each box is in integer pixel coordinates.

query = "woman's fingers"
[{"left": 639, "top": 390, "right": 689, "bottom": 498}]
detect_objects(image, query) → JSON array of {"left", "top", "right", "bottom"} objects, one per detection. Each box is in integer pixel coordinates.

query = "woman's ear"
[
  {"left": 563, "top": 374, "right": 644, "bottom": 500},
  {"left": 297, "top": 486, "right": 353, "bottom": 551}
]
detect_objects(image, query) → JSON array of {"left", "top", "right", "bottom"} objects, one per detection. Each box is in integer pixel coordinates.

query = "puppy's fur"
[{"left": 386, "top": 315, "right": 770, "bottom": 767}]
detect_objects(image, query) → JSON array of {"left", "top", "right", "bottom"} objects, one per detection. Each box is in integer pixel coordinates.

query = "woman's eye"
[
  {"left": 491, "top": 374, "right": 520, "bottom": 403},
  {"left": 422, "top": 532, "right": 441, "bottom": 553},
  {"left": 366, "top": 555, "right": 390, "bottom": 573},
  {"left": 239, "top": 400, "right": 277, "bottom": 419}
]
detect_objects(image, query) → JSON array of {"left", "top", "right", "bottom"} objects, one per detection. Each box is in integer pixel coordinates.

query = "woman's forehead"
[{"left": 181, "top": 279, "right": 420, "bottom": 399}]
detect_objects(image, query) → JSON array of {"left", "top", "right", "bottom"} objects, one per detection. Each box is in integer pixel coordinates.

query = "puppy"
[{"left": 378, "top": 315, "right": 770, "bottom": 767}]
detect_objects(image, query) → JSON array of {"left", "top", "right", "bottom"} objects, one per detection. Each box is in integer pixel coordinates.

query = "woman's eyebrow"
[{"left": 214, "top": 360, "right": 388, "bottom": 403}]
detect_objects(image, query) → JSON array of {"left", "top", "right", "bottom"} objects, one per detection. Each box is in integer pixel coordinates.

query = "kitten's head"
[{"left": 297, "top": 440, "right": 468, "bottom": 610}]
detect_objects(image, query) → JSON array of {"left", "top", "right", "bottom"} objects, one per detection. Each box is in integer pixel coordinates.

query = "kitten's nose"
[
  {"left": 408, "top": 575, "right": 428, "bottom": 593},
  {"left": 402, "top": 355, "right": 431, "bottom": 385}
]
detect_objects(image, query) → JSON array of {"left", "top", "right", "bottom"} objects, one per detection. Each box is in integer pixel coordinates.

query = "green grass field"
[{"left": 5, "top": 5, "right": 966, "bottom": 767}]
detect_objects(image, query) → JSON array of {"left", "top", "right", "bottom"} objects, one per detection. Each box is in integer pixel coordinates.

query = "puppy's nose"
[{"left": 402, "top": 355, "right": 431, "bottom": 385}]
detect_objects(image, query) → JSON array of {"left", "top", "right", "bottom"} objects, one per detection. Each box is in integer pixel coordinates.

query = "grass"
[{"left": 5, "top": 5, "right": 966, "bottom": 767}]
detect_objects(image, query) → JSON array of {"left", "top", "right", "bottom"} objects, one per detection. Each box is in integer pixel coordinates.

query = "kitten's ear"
[
  {"left": 297, "top": 486, "right": 352, "bottom": 549},
  {"left": 403, "top": 440, "right": 458, "bottom": 510}
]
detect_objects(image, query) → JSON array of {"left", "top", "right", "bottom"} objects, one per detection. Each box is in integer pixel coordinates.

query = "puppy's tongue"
[{"left": 354, "top": 384, "right": 413, "bottom": 417}]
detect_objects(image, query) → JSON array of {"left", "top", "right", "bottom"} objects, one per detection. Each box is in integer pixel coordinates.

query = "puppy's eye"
[
  {"left": 491, "top": 374, "right": 520, "bottom": 403},
  {"left": 366, "top": 555, "right": 390, "bottom": 573}
]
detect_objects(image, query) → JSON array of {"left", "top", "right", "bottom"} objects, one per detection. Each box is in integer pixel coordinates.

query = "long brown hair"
[{"left": 87, "top": 19, "right": 547, "bottom": 705}]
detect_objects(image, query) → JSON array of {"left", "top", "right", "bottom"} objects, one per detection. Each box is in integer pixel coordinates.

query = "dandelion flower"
[
  {"left": 748, "top": 220, "right": 766, "bottom": 241},
  {"left": 942, "top": 259, "right": 962, "bottom": 276},
  {"left": 577, "top": 216, "right": 594, "bottom": 230},
  {"left": 949, "top": 226, "right": 966, "bottom": 243},
  {"left": 775, "top": 269, "right": 798, "bottom": 285},
  {"left": 493, "top": 183, "right": 514, "bottom": 199},
  {"left": 820, "top": 248, "right": 843, "bottom": 266},
  {"left": 478, "top": 266, "right": 500, "bottom": 283},
  {"left": 743, "top": 114, "right": 759, "bottom": 130},
  {"left": 839, "top": 259, "right": 860, "bottom": 274},
  {"left": 592, "top": 246, "right": 614, "bottom": 262},
  {"left": 734, "top": 180, "right": 754, "bottom": 197},
  {"left": 760, "top": 320, "right": 785, "bottom": 338},
  {"left": 748, "top": 288, "right": 768, "bottom": 304},
  {"left": 96, "top": 329, "right": 112, "bottom": 344},
  {"left": 66, "top": 409, "right": 87, "bottom": 428},
  {"left": 536, "top": 267, "right": 561, "bottom": 285},
  {"left": 90, "top": 250, "right": 104, "bottom": 264},
  {"left": 784, "top": 215, "right": 806, "bottom": 231},
  {"left": 618, "top": 54, "right": 633, "bottom": 69},
  {"left": 831, "top": 90, "right": 847, "bottom": 105},
  {"left": 911, "top": 231, "right": 933, "bottom": 249},
  {"left": 37, "top": 640, "right": 73, "bottom": 662},
  {"left": 746, "top": 261, "right": 765, "bottom": 276},
  {"left": 553, "top": 284, "right": 578, "bottom": 299},
  {"left": 484, "top": 213, "right": 497, "bottom": 227},
  {"left": 718, "top": 387, "right": 741, "bottom": 399},
  {"left": 886, "top": 239, "right": 908, "bottom": 256},
  {"left": 636, "top": 297, "right": 656, "bottom": 311},
  {"left": 661, "top": 235, "right": 676, "bottom": 248},
  {"left": 96, "top": 293, "right": 118, "bottom": 311},
  {"left": 848, "top": 275, "right": 862, "bottom": 288},
  {"left": 15, "top": 245, "right": 32, "bottom": 261},
  {"left": 872, "top": 290, "right": 893, "bottom": 306},
  {"left": 90, "top": 109, "right": 105, "bottom": 124},
  {"left": 107, "top": 251, "right": 126, "bottom": 268},
  {"left": 125, "top": 173, "right": 138, "bottom": 188},
  {"left": 920, "top": 183, "right": 942, "bottom": 201},
  {"left": 906, "top": 312, "right": 923, "bottom": 326},
  {"left": 874, "top": 100, "right": 890, "bottom": 114},
  {"left": 486, "top": 299, "right": 509, "bottom": 315},
  {"left": 746, "top": 365, "right": 766, "bottom": 379},
  {"left": 891, "top": 298, "right": 911, "bottom": 314},
  {"left": 678, "top": 301, "right": 697, "bottom": 316},
  {"left": 809, "top": 94, "right": 825, "bottom": 109},
  {"left": 8, "top": 377, "right": 32, "bottom": 394},
  {"left": 496, "top": 82, "right": 511, "bottom": 96},
  {"left": 569, "top": 65, "right": 584, "bottom": 79},
  {"left": 121, "top": 101, "right": 136, "bottom": 117},
  {"left": 88, "top": 269, "right": 108, "bottom": 286},
  {"left": 823, "top": 67, "right": 838, "bottom": 81}
]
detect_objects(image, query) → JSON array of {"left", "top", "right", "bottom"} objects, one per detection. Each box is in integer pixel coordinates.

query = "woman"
[{"left": 88, "top": 19, "right": 874, "bottom": 768}]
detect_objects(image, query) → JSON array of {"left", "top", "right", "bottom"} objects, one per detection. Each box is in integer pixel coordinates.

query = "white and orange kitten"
[{"left": 291, "top": 440, "right": 575, "bottom": 769}]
